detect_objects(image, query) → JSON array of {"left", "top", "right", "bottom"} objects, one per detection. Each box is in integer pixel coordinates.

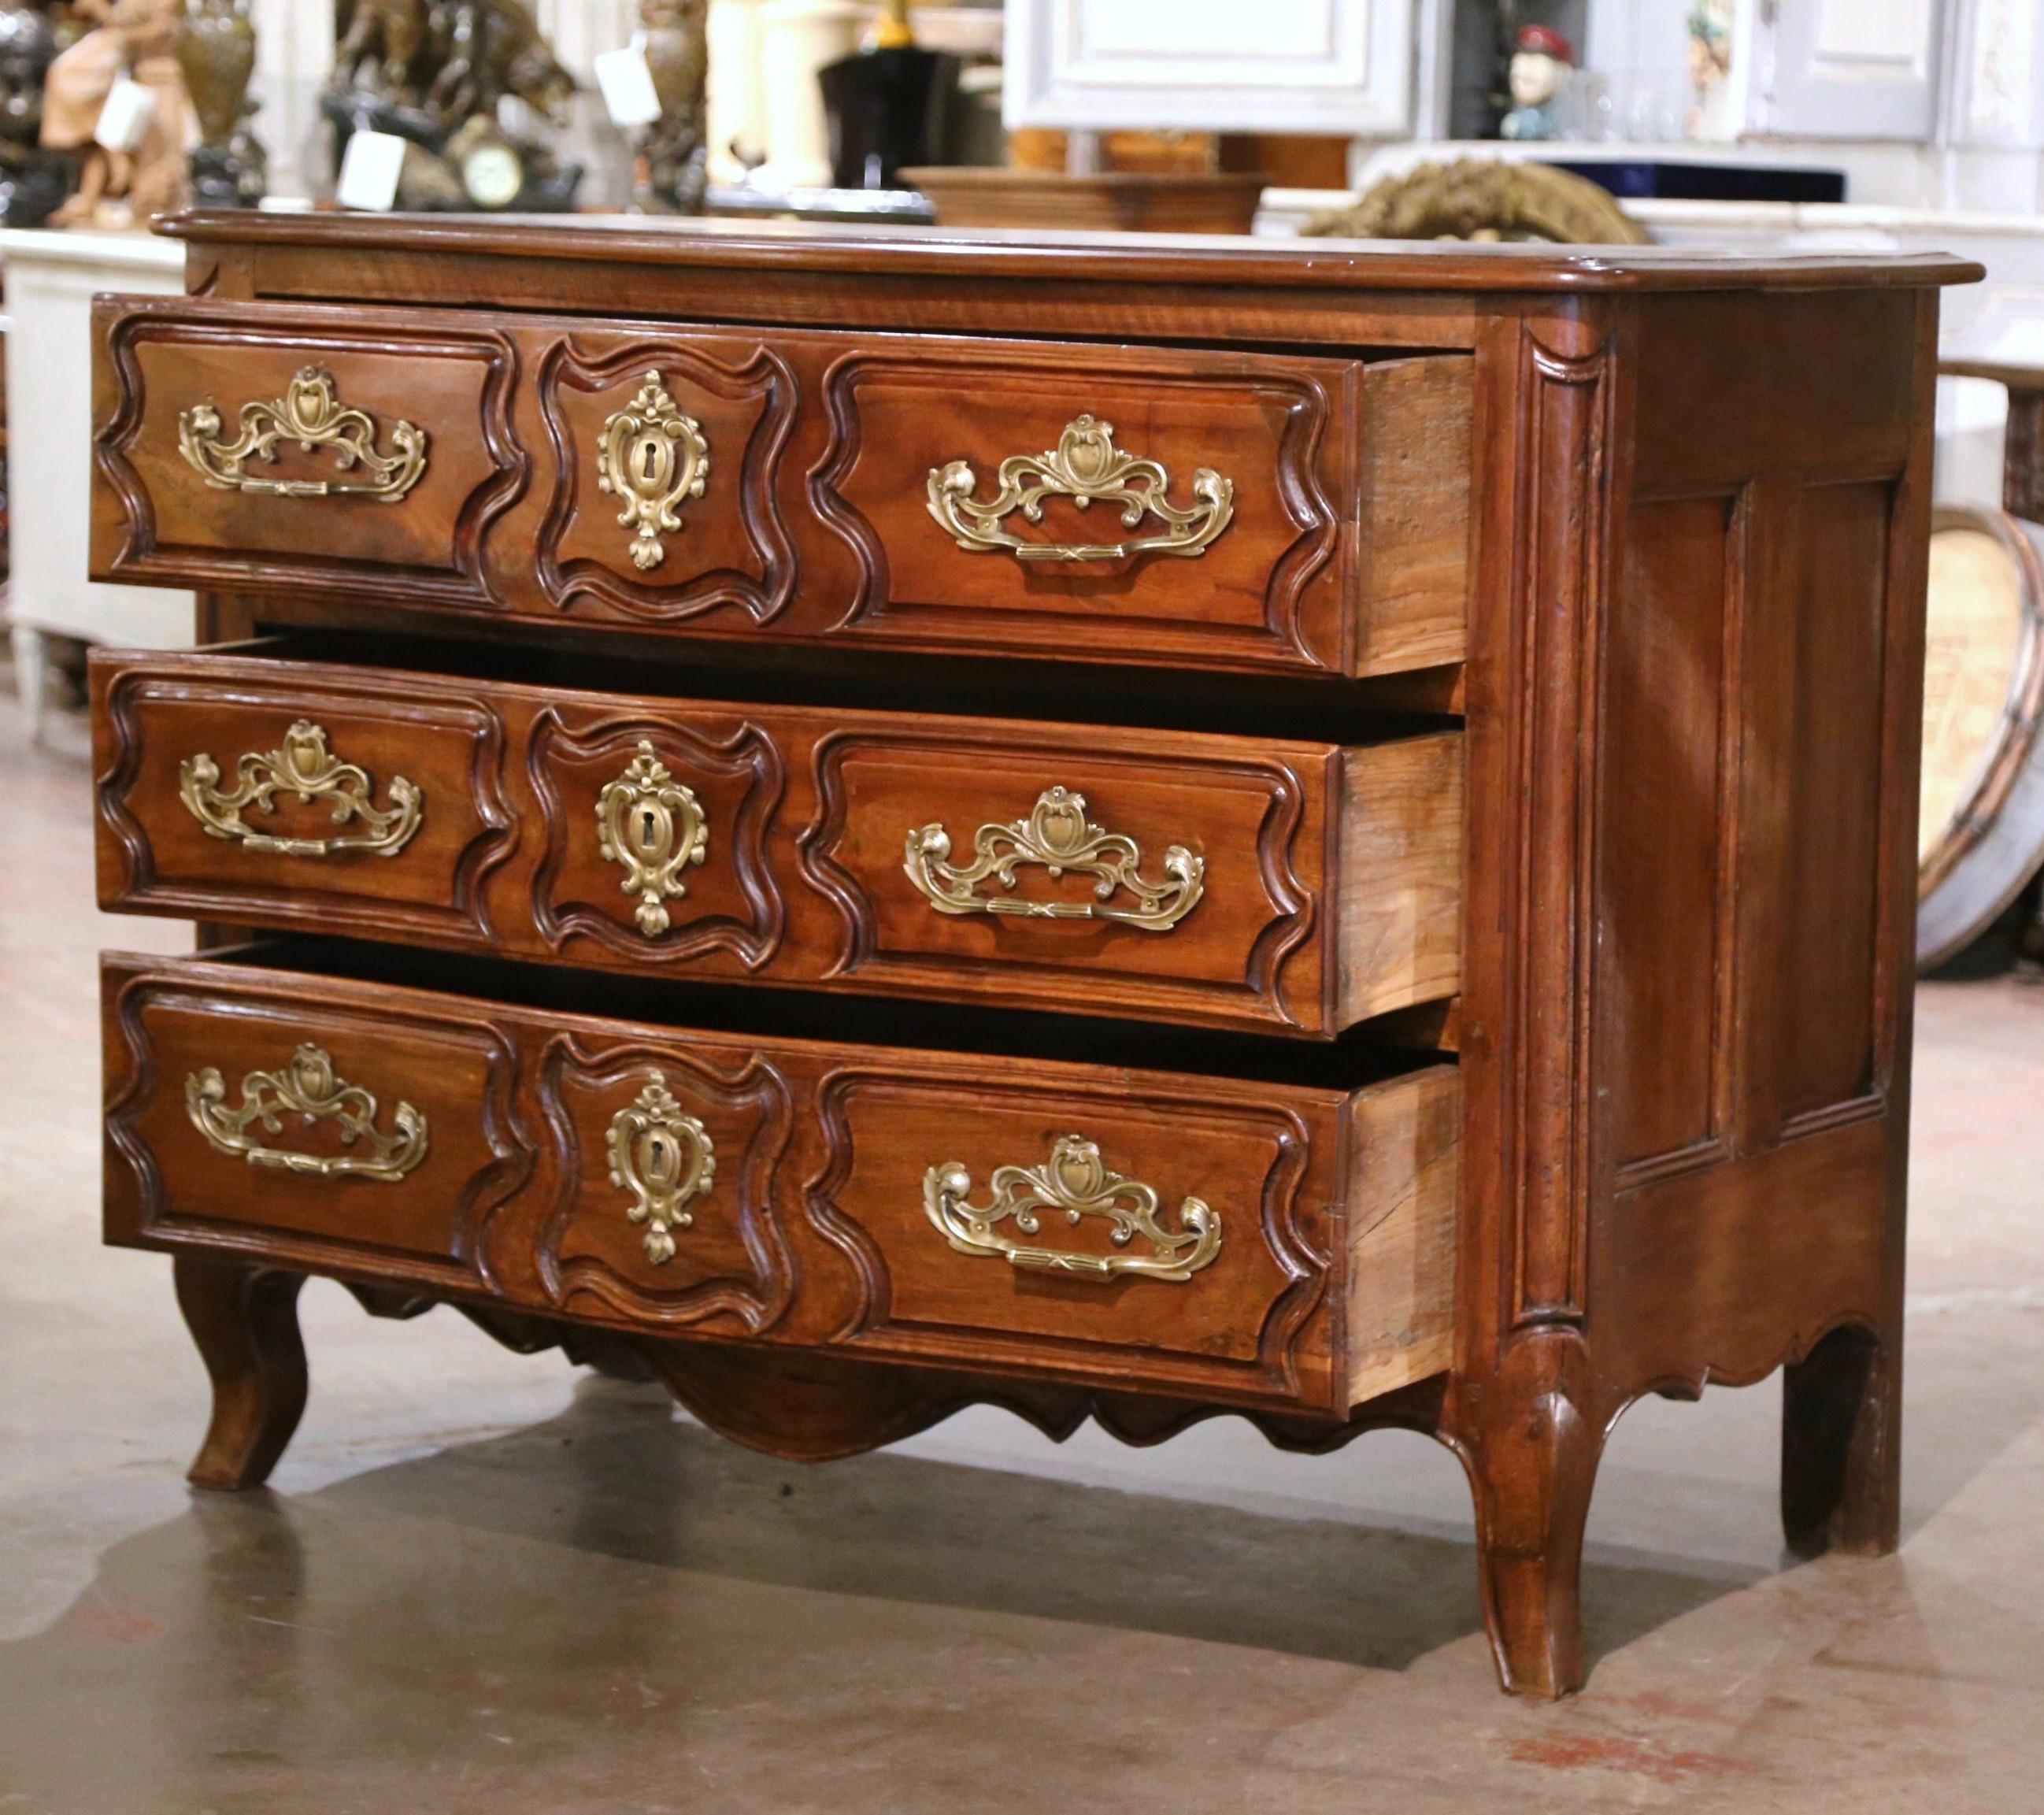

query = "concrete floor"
[{"left": 2, "top": 673, "right": 2042, "bottom": 1814}]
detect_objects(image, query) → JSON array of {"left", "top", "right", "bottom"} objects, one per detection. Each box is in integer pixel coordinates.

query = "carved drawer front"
[
  {"left": 816, "top": 341, "right": 1472, "bottom": 676},
  {"left": 95, "top": 648, "right": 1463, "bottom": 1038},
  {"left": 810, "top": 1062, "right": 1459, "bottom": 1412},
  {"left": 101, "top": 967, "right": 525, "bottom": 1292},
  {"left": 102, "top": 953, "right": 1457, "bottom": 1414},
  {"left": 92, "top": 298, "right": 522, "bottom": 604},
  {"left": 806, "top": 725, "right": 1463, "bottom": 1033},
  {"left": 92, "top": 663, "right": 515, "bottom": 945},
  {"left": 94, "top": 298, "right": 1466, "bottom": 680}
]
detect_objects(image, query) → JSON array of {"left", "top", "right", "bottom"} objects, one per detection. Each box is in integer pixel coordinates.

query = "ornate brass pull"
[
  {"left": 186, "top": 1043, "right": 428, "bottom": 1181},
  {"left": 596, "top": 741, "right": 709, "bottom": 936},
  {"left": 179, "top": 720, "right": 423, "bottom": 858},
  {"left": 597, "top": 370, "right": 710, "bottom": 572},
  {"left": 924, "top": 1134, "right": 1220, "bottom": 1282},
  {"left": 177, "top": 365, "right": 428, "bottom": 500},
  {"left": 607, "top": 1073, "right": 717, "bottom": 1265},
  {"left": 928, "top": 414, "right": 1235, "bottom": 563},
  {"left": 904, "top": 786, "right": 1204, "bottom": 930}
]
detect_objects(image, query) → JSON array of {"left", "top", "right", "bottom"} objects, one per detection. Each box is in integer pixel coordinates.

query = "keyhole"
[
  {"left": 632, "top": 802, "right": 668, "bottom": 857},
  {"left": 633, "top": 435, "right": 671, "bottom": 493},
  {"left": 641, "top": 1130, "right": 683, "bottom": 1191}
]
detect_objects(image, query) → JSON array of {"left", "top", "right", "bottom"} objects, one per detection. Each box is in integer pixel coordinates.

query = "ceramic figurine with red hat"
[{"left": 1501, "top": 24, "right": 1575, "bottom": 141}]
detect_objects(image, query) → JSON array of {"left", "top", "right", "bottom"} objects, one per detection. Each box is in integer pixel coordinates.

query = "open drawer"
[
  {"left": 92, "top": 642, "right": 1463, "bottom": 1039},
  {"left": 103, "top": 950, "right": 1458, "bottom": 1416}
]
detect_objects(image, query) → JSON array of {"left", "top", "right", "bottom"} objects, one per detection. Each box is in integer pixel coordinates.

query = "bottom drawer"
[{"left": 102, "top": 952, "right": 1457, "bottom": 1416}]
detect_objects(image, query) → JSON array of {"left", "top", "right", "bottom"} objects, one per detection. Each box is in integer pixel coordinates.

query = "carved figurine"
[
  {"left": 636, "top": 0, "right": 709, "bottom": 214},
  {"left": 326, "top": 0, "right": 581, "bottom": 211},
  {"left": 1499, "top": 24, "right": 1574, "bottom": 142},
  {"left": 0, "top": 0, "right": 71, "bottom": 226},
  {"left": 39, "top": 0, "right": 197, "bottom": 228},
  {"left": 179, "top": 0, "right": 267, "bottom": 208}
]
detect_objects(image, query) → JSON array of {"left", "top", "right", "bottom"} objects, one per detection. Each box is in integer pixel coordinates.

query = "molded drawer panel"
[
  {"left": 93, "top": 646, "right": 1464, "bottom": 1039},
  {"left": 93, "top": 296, "right": 1470, "bottom": 680},
  {"left": 102, "top": 953, "right": 1459, "bottom": 1413}
]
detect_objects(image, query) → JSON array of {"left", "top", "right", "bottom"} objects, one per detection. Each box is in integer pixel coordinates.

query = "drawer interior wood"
[{"left": 103, "top": 946, "right": 1457, "bottom": 1415}]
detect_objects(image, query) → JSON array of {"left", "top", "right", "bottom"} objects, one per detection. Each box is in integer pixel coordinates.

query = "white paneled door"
[
  {"left": 1758, "top": 0, "right": 1944, "bottom": 140},
  {"left": 1003, "top": 0, "right": 1415, "bottom": 136}
]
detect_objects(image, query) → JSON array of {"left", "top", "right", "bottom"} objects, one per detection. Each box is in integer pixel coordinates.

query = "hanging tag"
[
  {"left": 335, "top": 130, "right": 408, "bottom": 212},
  {"left": 594, "top": 45, "right": 662, "bottom": 128},
  {"left": 94, "top": 76, "right": 158, "bottom": 154}
]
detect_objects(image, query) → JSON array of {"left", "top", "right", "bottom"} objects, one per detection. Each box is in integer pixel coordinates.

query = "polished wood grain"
[
  {"left": 83, "top": 212, "right": 1972, "bottom": 1698},
  {"left": 104, "top": 950, "right": 1457, "bottom": 1417},
  {"left": 91, "top": 646, "right": 1464, "bottom": 1038},
  {"left": 92, "top": 297, "right": 1472, "bottom": 680}
]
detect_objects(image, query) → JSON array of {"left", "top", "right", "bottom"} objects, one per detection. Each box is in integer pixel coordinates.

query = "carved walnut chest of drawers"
[{"left": 83, "top": 213, "right": 1975, "bottom": 1696}]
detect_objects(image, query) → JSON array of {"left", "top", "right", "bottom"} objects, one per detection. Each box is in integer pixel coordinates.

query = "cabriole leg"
[
  {"left": 1462, "top": 1376, "right": 1602, "bottom": 1698},
  {"left": 173, "top": 1256, "right": 308, "bottom": 1491},
  {"left": 1782, "top": 1321, "right": 1900, "bottom": 1559}
]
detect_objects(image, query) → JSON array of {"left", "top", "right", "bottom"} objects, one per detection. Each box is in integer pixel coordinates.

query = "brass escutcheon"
[
  {"left": 606, "top": 1072, "right": 717, "bottom": 1265},
  {"left": 596, "top": 370, "right": 710, "bottom": 572}
]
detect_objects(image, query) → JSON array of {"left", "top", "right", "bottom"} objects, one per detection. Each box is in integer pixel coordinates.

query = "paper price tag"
[
  {"left": 94, "top": 76, "right": 157, "bottom": 154},
  {"left": 335, "top": 130, "right": 407, "bottom": 212},
  {"left": 594, "top": 46, "right": 662, "bottom": 128}
]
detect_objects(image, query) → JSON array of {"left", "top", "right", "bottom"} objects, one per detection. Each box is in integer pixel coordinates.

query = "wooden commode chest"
[{"left": 84, "top": 213, "right": 1975, "bottom": 1696}]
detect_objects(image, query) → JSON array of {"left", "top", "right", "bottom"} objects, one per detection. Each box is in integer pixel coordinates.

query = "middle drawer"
[{"left": 92, "top": 646, "right": 1461, "bottom": 1038}]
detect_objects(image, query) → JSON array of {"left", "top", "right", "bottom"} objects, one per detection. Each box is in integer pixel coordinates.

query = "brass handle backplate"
[
  {"left": 178, "top": 720, "right": 423, "bottom": 857},
  {"left": 597, "top": 369, "right": 710, "bottom": 572},
  {"left": 607, "top": 1072, "right": 717, "bottom": 1265},
  {"left": 186, "top": 1043, "right": 428, "bottom": 1181},
  {"left": 924, "top": 1134, "right": 1220, "bottom": 1282},
  {"left": 595, "top": 740, "right": 709, "bottom": 936},
  {"left": 177, "top": 365, "right": 428, "bottom": 500},
  {"left": 904, "top": 785, "right": 1204, "bottom": 930},
  {"left": 927, "top": 414, "right": 1235, "bottom": 563}
]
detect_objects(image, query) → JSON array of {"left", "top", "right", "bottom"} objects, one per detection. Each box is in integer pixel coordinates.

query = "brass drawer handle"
[
  {"left": 179, "top": 720, "right": 423, "bottom": 857},
  {"left": 178, "top": 365, "right": 428, "bottom": 501},
  {"left": 596, "top": 741, "right": 709, "bottom": 936},
  {"left": 928, "top": 414, "right": 1235, "bottom": 563},
  {"left": 187, "top": 1043, "right": 428, "bottom": 1182},
  {"left": 924, "top": 1134, "right": 1221, "bottom": 1282},
  {"left": 608, "top": 1073, "right": 717, "bottom": 1265},
  {"left": 904, "top": 785, "right": 1204, "bottom": 930},
  {"left": 598, "top": 370, "right": 710, "bottom": 572}
]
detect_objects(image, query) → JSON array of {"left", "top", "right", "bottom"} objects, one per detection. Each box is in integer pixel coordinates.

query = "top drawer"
[{"left": 92, "top": 296, "right": 1471, "bottom": 680}]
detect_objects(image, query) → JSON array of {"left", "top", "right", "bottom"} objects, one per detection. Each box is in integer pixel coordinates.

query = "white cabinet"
[
  {"left": 1757, "top": 0, "right": 1943, "bottom": 140},
  {"left": 1003, "top": 0, "right": 1416, "bottom": 136},
  {"left": 1, "top": 231, "right": 191, "bottom": 745}
]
